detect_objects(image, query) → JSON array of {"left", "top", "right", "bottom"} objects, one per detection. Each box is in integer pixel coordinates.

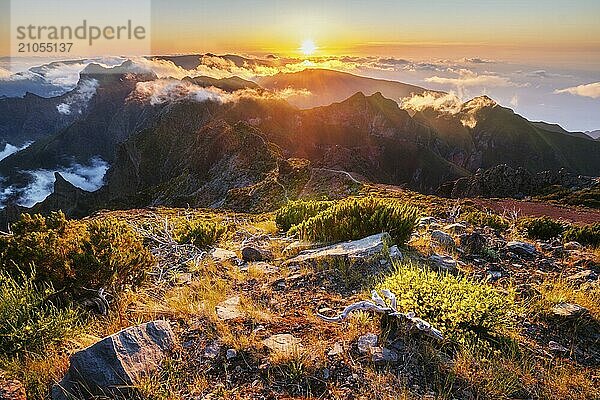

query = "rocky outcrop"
[
  {"left": 438, "top": 165, "right": 597, "bottom": 199},
  {"left": 52, "top": 320, "right": 175, "bottom": 400}
]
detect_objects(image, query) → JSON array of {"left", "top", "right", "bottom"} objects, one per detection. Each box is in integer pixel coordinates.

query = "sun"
[{"left": 300, "top": 39, "right": 317, "bottom": 56}]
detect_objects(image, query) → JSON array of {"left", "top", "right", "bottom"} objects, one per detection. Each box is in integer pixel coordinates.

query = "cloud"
[
  {"left": 13, "top": 157, "right": 109, "bottom": 207},
  {"left": 131, "top": 79, "right": 310, "bottom": 105},
  {"left": 0, "top": 142, "right": 32, "bottom": 161},
  {"left": 510, "top": 94, "right": 519, "bottom": 107},
  {"left": 425, "top": 68, "right": 514, "bottom": 88},
  {"left": 56, "top": 78, "right": 99, "bottom": 115},
  {"left": 554, "top": 82, "right": 600, "bottom": 99},
  {"left": 400, "top": 91, "right": 496, "bottom": 128}
]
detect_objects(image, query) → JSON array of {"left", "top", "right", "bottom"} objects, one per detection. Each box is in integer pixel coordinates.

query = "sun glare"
[{"left": 300, "top": 39, "right": 317, "bottom": 56}]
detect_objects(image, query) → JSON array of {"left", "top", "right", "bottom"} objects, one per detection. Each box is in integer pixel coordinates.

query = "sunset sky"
[{"left": 1, "top": 0, "right": 599, "bottom": 131}]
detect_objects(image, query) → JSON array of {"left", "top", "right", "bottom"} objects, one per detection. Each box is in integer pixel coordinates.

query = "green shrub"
[
  {"left": 377, "top": 261, "right": 518, "bottom": 345},
  {"left": 173, "top": 219, "right": 226, "bottom": 248},
  {"left": 463, "top": 211, "right": 509, "bottom": 232},
  {"left": 519, "top": 216, "right": 565, "bottom": 240},
  {"left": 0, "top": 212, "right": 154, "bottom": 293},
  {"left": 0, "top": 270, "right": 81, "bottom": 357},
  {"left": 289, "top": 197, "right": 419, "bottom": 244},
  {"left": 563, "top": 223, "right": 600, "bottom": 247},
  {"left": 275, "top": 199, "right": 334, "bottom": 231}
]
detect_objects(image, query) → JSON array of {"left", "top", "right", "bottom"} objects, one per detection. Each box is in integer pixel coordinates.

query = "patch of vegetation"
[
  {"left": 173, "top": 218, "right": 227, "bottom": 247},
  {"left": 0, "top": 212, "right": 154, "bottom": 293},
  {"left": 275, "top": 199, "right": 334, "bottom": 231},
  {"left": 289, "top": 196, "right": 419, "bottom": 244},
  {"left": 0, "top": 270, "right": 81, "bottom": 358},
  {"left": 462, "top": 210, "right": 509, "bottom": 232},
  {"left": 536, "top": 185, "right": 600, "bottom": 209},
  {"left": 519, "top": 216, "right": 566, "bottom": 240},
  {"left": 563, "top": 223, "right": 600, "bottom": 247},
  {"left": 377, "top": 261, "right": 519, "bottom": 345}
]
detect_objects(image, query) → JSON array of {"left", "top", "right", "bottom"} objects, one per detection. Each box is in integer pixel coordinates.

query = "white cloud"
[
  {"left": 0, "top": 142, "right": 32, "bottom": 161},
  {"left": 425, "top": 68, "right": 514, "bottom": 88},
  {"left": 554, "top": 82, "right": 600, "bottom": 99},
  {"left": 56, "top": 78, "right": 99, "bottom": 115}
]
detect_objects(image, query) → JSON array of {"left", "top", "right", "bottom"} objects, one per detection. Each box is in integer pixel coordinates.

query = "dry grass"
[{"left": 533, "top": 279, "right": 600, "bottom": 320}]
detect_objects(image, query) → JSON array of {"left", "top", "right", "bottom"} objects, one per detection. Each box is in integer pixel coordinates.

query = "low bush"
[
  {"left": 173, "top": 219, "right": 226, "bottom": 248},
  {"left": 0, "top": 212, "right": 154, "bottom": 293},
  {"left": 275, "top": 199, "right": 334, "bottom": 231},
  {"left": 377, "top": 261, "right": 518, "bottom": 344},
  {"left": 289, "top": 197, "right": 419, "bottom": 244},
  {"left": 563, "top": 222, "right": 600, "bottom": 247},
  {"left": 462, "top": 210, "right": 509, "bottom": 232},
  {"left": 0, "top": 270, "right": 81, "bottom": 357},
  {"left": 519, "top": 216, "right": 565, "bottom": 240}
]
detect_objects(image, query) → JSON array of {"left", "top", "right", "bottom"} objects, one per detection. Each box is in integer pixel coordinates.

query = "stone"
[
  {"left": 371, "top": 347, "right": 399, "bottom": 364},
  {"left": 211, "top": 248, "right": 238, "bottom": 262},
  {"left": 418, "top": 217, "right": 438, "bottom": 227},
  {"left": 226, "top": 348, "right": 237, "bottom": 360},
  {"left": 548, "top": 341, "right": 569, "bottom": 353},
  {"left": 564, "top": 241, "right": 583, "bottom": 251},
  {"left": 241, "top": 245, "right": 272, "bottom": 262},
  {"left": 431, "top": 230, "right": 455, "bottom": 247},
  {"left": 357, "top": 333, "right": 378, "bottom": 354},
  {"left": 216, "top": 296, "right": 244, "bottom": 321},
  {"left": 203, "top": 341, "right": 221, "bottom": 359},
  {"left": 52, "top": 320, "right": 175, "bottom": 400},
  {"left": 262, "top": 334, "right": 303, "bottom": 354},
  {"left": 506, "top": 241, "right": 537, "bottom": 257},
  {"left": 459, "top": 232, "right": 487, "bottom": 254},
  {"left": 0, "top": 379, "right": 26, "bottom": 400},
  {"left": 285, "top": 233, "right": 391, "bottom": 266},
  {"left": 430, "top": 254, "right": 457, "bottom": 270},
  {"left": 388, "top": 245, "right": 403, "bottom": 260},
  {"left": 552, "top": 302, "right": 588, "bottom": 318},
  {"left": 444, "top": 223, "right": 467, "bottom": 234},
  {"left": 328, "top": 341, "right": 344, "bottom": 356}
]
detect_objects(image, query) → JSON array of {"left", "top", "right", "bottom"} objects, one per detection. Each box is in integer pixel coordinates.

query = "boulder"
[
  {"left": 52, "top": 320, "right": 175, "bottom": 400},
  {"left": 506, "top": 241, "right": 536, "bottom": 257},
  {"left": 430, "top": 254, "right": 457, "bottom": 271},
  {"left": 357, "top": 333, "right": 378, "bottom": 354},
  {"left": 431, "top": 230, "right": 455, "bottom": 247},
  {"left": 211, "top": 248, "right": 238, "bottom": 262},
  {"left": 444, "top": 223, "right": 467, "bottom": 234},
  {"left": 418, "top": 217, "right": 438, "bottom": 227},
  {"left": 459, "top": 232, "right": 487, "bottom": 254},
  {"left": 262, "top": 334, "right": 303, "bottom": 354},
  {"left": 371, "top": 347, "right": 399, "bottom": 364},
  {"left": 285, "top": 233, "right": 391, "bottom": 266},
  {"left": 215, "top": 296, "right": 244, "bottom": 321},
  {"left": 552, "top": 303, "right": 589, "bottom": 318},
  {"left": 241, "top": 245, "right": 272, "bottom": 262}
]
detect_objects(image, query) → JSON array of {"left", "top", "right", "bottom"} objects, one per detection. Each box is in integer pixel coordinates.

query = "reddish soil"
[{"left": 473, "top": 198, "right": 600, "bottom": 225}]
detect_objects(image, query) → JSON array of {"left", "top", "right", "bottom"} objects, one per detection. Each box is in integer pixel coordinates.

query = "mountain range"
[{"left": 0, "top": 59, "right": 598, "bottom": 220}]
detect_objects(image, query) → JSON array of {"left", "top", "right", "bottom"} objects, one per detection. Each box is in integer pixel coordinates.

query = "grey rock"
[
  {"left": 371, "top": 347, "right": 399, "bottom": 364},
  {"left": 548, "top": 341, "right": 569, "bottom": 353},
  {"left": 226, "top": 348, "right": 237, "bottom": 360},
  {"left": 388, "top": 245, "right": 403, "bottom": 260},
  {"left": 431, "top": 230, "right": 455, "bottom": 247},
  {"left": 241, "top": 245, "right": 272, "bottom": 262},
  {"left": 357, "top": 333, "right": 378, "bottom": 354},
  {"left": 430, "top": 254, "right": 457, "bottom": 270},
  {"left": 552, "top": 302, "right": 588, "bottom": 318},
  {"left": 52, "top": 320, "right": 175, "bottom": 400},
  {"left": 204, "top": 341, "right": 221, "bottom": 359},
  {"left": 506, "top": 241, "right": 537, "bottom": 257},
  {"left": 285, "top": 233, "right": 391, "bottom": 266},
  {"left": 459, "top": 231, "right": 487, "bottom": 254}
]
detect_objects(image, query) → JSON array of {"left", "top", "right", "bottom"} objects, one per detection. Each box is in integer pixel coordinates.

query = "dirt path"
[{"left": 473, "top": 198, "right": 600, "bottom": 225}]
